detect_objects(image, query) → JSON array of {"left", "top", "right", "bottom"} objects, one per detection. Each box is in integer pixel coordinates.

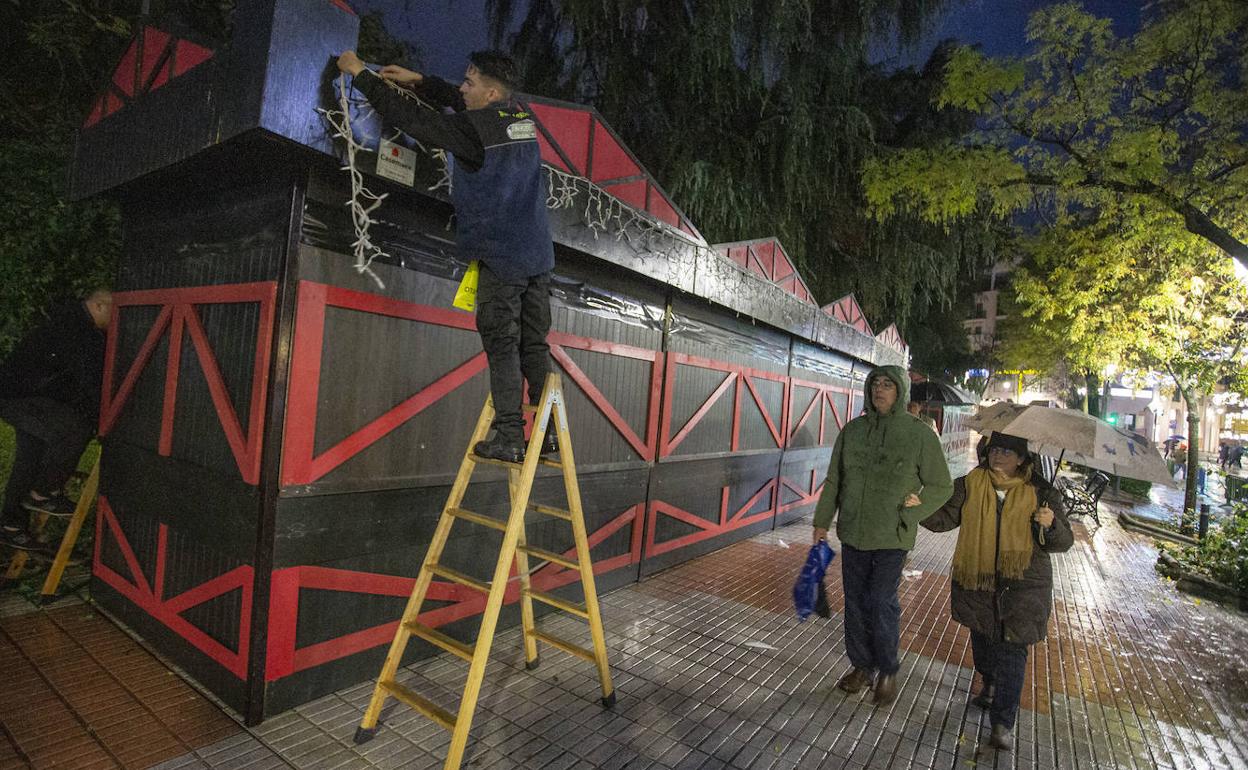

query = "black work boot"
[
  {"left": 473, "top": 433, "right": 526, "bottom": 464},
  {"left": 539, "top": 426, "right": 560, "bottom": 456}
]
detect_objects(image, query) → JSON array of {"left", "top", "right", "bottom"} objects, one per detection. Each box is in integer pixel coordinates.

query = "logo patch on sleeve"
[{"left": 507, "top": 120, "right": 537, "bottom": 141}]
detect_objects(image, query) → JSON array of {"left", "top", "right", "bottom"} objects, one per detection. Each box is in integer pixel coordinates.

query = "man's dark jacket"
[
  {"left": 353, "top": 71, "right": 554, "bottom": 283},
  {"left": 0, "top": 301, "right": 105, "bottom": 424}
]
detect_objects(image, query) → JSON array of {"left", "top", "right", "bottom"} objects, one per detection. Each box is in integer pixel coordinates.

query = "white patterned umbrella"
[{"left": 966, "top": 404, "right": 1175, "bottom": 487}]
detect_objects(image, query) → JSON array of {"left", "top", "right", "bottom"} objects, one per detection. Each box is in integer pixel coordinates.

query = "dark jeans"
[
  {"left": 1, "top": 405, "right": 93, "bottom": 530},
  {"left": 475, "top": 265, "right": 552, "bottom": 441},
  {"left": 841, "top": 544, "right": 906, "bottom": 676},
  {"left": 970, "top": 630, "right": 1029, "bottom": 729}
]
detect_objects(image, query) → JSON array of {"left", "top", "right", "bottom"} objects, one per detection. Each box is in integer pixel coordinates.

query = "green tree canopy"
[
  {"left": 1003, "top": 208, "right": 1248, "bottom": 510},
  {"left": 488, "top": 1, "right": 997, "bottom": 327},
  {"left": 864, "top": 0, "right": 1248, "bottom": 271}
]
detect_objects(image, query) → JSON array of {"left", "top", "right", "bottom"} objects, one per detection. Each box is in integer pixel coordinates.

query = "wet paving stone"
[{"left": 4, "top": 495, "right": 1247, "bottom": 768}]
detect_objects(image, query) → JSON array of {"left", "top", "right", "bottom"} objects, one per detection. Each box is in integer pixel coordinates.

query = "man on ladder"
[
  {"left": 335, "top": 49, "right": 613, "bottom": 770},
  {"left": 337, "top": 47, "right": 557, "bottom": 463}
]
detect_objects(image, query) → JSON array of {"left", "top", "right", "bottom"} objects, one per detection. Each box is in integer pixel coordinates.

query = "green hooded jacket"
[{"left": 812, "top": 365, "right": 953, "bottom": 550}]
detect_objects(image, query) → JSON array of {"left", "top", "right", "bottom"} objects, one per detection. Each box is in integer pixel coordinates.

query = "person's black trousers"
[
  {"left": 475, "top": 265, "right": 552, "bottom": 442},
  {"left": 970, "top": 629, "right": 1029, "bottom": 729},
  {"left": 0, "top": 399, "right": 94, "bottom": 529},
  {"left": 840, "top": 543, "right": 907, "bottom": 676}
]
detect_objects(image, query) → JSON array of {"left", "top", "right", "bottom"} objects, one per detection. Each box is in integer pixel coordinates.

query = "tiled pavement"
[{"left": 3, "top": 507, "right": 1248, "bottom": 769}]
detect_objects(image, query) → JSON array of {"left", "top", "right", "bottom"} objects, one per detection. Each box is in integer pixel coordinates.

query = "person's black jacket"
[
  {"left": 0, "top": 301, "right": 105, "bottom": 422},
  {"left": 921, "top": 472, "right": 1074, "bottom": 645}
]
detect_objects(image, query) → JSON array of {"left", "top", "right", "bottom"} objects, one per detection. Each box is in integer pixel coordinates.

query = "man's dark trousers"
[
  {"left": 841, "top": 543, "right": 906, "bottom": 676},
  {"left": 0, "top": 397, "right": 94, "bottom": 529},
  {"left": 475, "top": 264, "right": 552, "bottom": 442}
]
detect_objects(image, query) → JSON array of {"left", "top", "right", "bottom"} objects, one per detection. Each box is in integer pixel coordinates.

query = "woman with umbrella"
[{"left": 921, "top": 432, "right": 1073, "bottom": 752}]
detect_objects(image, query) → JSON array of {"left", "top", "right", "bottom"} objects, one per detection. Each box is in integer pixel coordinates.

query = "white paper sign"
[{"left": 376, "top": 138, "right": 416, "bottom": 187}]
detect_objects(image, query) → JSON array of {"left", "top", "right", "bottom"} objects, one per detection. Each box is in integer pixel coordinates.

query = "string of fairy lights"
[{"left": 316, "top": 71, "right": 691, "bottom": 290}]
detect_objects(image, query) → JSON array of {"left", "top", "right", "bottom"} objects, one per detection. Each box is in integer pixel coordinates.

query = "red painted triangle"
[
  {"left": 173, "top": 39, "right": 214, "bottom": 77},
  {"left": 140, "top": 27, "right": 171, "bottom": 89},
  {"left": 83, "top": 96, "right": 104, "bottom": 128},
  {"left": 112, "top": 39, "right": 138, "bottom": 97}
]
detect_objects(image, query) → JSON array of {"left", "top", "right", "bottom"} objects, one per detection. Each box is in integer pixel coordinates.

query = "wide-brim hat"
[{"left": 986, "top": 432, "right": 1029, "bottom": 457}]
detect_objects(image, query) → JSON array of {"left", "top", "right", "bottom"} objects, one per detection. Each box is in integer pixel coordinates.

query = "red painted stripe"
[
  {"left": 741, "top": 374, "right": 783, "bottom": 448},
  {"left": 183, "top": 305, "right": 260, "bottom": 484},
  {"left": 101, "top": 305, "right": 174, "bottom": 434},
  {"left": 665, "top": 371, "right": 736, "bottom": 456},
  {"left": 550, "top": 345, "right": 651, "bottom": 458},
  {"left": 94, "top": 498, "right": 252, "bottom": 679},
  {"left": 306, "top": 352, "right": 488, "bottom": 483},
  {"left": 281, "top": 282, "right": 328, "bottom": 486},
  {"left": 159, "top": 309, "right": 185, "bottom": 456}
]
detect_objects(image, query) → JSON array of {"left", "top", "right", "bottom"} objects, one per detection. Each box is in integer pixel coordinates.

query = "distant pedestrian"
[
  {"left": 907, "top": 401, "right": 938, "bottom": 433},
  {"left": 1218, "top": 442, "right": 1230, "bottom": 470},
  {"left": 1231, "top": 442, "right": 1244, "bottom": 471}
]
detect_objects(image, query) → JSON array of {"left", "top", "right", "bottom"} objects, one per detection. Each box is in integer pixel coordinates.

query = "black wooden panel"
[
  {"left": 642, "top": 452, "right": 782, "bottom": 576},
  {"left": 91, "top": 496, "right": 252, "bottom": 714},
  {"left": 776, "top": 446, "right": 833, "bottom": 527},
  {"left": 101, "top": 439, "right": 260, "bottom": 561},
  {"left": 665, "top": 295, "right": 791, "bottom": 459}
]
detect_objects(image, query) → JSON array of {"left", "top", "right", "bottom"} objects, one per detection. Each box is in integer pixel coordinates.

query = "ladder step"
[
  {"left": 471, "top": 455, "right": 562, "bottom": 470},
  {"left": 517, "top": 545, "right": 578, "bottom": 570},
  {"left": 446, "top": 507, "right": 506, "bottom": 532},
  {"left": 428, "top": 564, "right": 490, "bottom": 593},
  {"left": 526, "top": 589, "right": 589, "bottom": 619},
  {"left": 381, "top": 682, "right": 456, "bottom": 730},
  {"left": 529, "top": 503, "right": 573, "bottom": 521},
  {"left": 404, "top": 621, "right": 475, "bottom": 661},
  {"left": 533, "top": 630, "right": 596, "bottom": 662}
]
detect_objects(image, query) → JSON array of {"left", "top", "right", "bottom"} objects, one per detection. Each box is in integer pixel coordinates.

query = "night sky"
[{"left": 353, "top": 0, "right": 1143, "bottom": 78}]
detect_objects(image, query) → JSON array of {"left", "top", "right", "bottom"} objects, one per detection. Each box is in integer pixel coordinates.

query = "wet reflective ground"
[{"left": 3, "top": 507, "right": 1246, "bottom": 769}]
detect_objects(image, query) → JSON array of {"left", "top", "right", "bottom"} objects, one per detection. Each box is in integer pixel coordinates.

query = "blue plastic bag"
[{"left": 793, "top": 540, "right": 836, "bottom": 621}]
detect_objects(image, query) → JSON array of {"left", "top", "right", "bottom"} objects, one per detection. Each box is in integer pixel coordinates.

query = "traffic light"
[{"left": 1106, "top": 413, "right": 1118, "bottom": 425}]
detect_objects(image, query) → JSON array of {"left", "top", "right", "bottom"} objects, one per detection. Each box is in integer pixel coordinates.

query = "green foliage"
[
  {"left": 489, "top": 1, "right": 997, "bottom": 326},
  {"left": 0, "top": 2, "right": 414, "bottom": 354},
  {"left": 1160, "top": 504, "right": 1248, "bottom": 595},
  {"left": 864, "top": 0, "right": 1248, "bottom": 268},
  {"left": 1117, "top": 477, "right": 1152, "bottom": 498}
]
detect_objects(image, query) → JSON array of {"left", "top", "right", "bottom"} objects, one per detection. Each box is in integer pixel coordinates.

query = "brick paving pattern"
[{"left": 3, "top": 504, "right": 1247, "bottom": 769}]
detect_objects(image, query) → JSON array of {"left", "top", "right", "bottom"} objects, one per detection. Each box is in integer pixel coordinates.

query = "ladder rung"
[
  {"left": 381, "top": 682, "right": 456, "bottom": 730},
  {"left": 428, "top": 564, "right": 490, "bottom": 593},
  {"left": 526, "top": 589, "right": 589, "bottom": 619},
  {"left": 446, "top": 507, "right": 506, "bottom": 531},
  {"left": 517, "top": 545, "right": 578, "bottom": 570},
  {"left": 529, "top": 503, "right": 573, "bottom": 521},
  {"left": 533, "top": 630, "right": 596, "bottom": 661},
  {"left": 404, "top": 621, "right": 475, "bottom": 661},
  {"left": 470, "top": 455, "right": 563, "bottom": 470}
]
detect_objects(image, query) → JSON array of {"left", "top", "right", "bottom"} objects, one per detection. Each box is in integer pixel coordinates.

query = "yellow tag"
[{"left": 453, "top": 261, "right": 479, "bottom": 311}]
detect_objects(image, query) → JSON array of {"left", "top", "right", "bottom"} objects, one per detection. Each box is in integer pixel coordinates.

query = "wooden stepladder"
[
  {"left": 3, "top": 455, "right": 100, "bottom": 601},
  {"left": 353, "top": 372, "right": 615, "bottom": 769}
]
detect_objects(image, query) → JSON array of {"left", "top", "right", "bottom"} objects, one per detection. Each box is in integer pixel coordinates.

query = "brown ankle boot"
[
  {"left": 835, "top": 667, "right": 874, "bottom": 694},
  {"left": 988, "top": 724, "right": 1013, "bottom": 752},
  {"left": 872, "top": 673, "right": 898, "bottom": 706}
]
